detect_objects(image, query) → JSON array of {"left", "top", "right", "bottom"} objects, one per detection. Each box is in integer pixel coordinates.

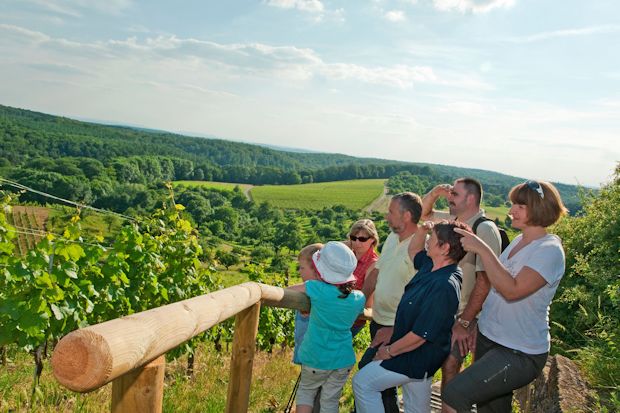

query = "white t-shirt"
[{"left": 479, "top": 233, "right": 565, "bottom": 354}]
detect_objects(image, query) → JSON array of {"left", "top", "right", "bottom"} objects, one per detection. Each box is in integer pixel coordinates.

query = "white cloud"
[
  {"left": 433, "top": 0, "right": 515, "bottom": 14},
  {"left": 422, "top": 91, "right": 616, "bottom": 122},
  {"left": 594, "top": 98, "right": 620, "bottom": 109},
  {"left": 329, "top": 8, "right": 346, "bottom": 23},
  {"left": 322, "top": 63, "right": 436, "bottom": 87},
  {"left": 384, "top": 10, "right": 406, "bottom": 22},
  {"left": 438, "top": 100, "right": 493, "bottom": 116},
  {"left": 0, "top": 24, "right": 489, "bottom": 90},
  {"left": 479, "top": 61, "right": 493, "bottom": 72},
  {"left": 126, "top": 25, "right": 150, "bottom": 34},
  {"left": 20, "top": 0, "right": 133, "bottom": 17},
  {"left": 27, "top": 62, "right": 92, "bottom": 76},
  {"left": 22, "top": 0, "right": 81, "bottom": 18},
  {"left": 0, "top": 23, "right": 50, "bottom": 44},
  {"left": 505, "top": 25, "right": 620, "bottom": 43},
  {"left": 265, "top": 0, "right": 324, "bottom": 13},
  {"left": 74, "top": 0, "right": 132, "bottom": 15}
]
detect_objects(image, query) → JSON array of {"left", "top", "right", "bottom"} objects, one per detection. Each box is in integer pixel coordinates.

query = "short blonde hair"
[
  {"left": 298, "top": 243, "right": 323, "bottom": 264},
  {"left": 509, "top": 181, "right": 568, "bottom": 227},
  {"left": 348, "top": 219, "right": 379, "bottom": 247}
]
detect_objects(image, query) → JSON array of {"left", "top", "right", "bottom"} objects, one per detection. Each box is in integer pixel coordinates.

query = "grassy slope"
[
  {"left": 0, "top": 332, "right": 452, "bottom": 412},
  {"left": 251, "top": 179, "right": 386, "bottom": 210},
  {"left": 0, "top": 344, "right": 301, "bottom": 413},
  {"left": 175, "top": 178, "right": 507, "bottom": 218},
  {"left": 481, "top": 204, "right": 510, "bottom": 223}
]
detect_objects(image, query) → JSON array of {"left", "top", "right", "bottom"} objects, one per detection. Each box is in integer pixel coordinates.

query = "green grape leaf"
[
  {"left": 65, "top": 269, "right": 78, "bottom": 279},
  {"left": 50, "top": 303, "right": 63, "bottom": 320}
]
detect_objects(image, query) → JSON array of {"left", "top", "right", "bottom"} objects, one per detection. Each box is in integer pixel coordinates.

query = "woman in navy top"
[{"left": 353, "top": 220, "right": 470, "bottom": 413}]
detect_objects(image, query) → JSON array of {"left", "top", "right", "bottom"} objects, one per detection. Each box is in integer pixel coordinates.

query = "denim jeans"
[
  {"left": 353, "top": 360, "right": 432, "bottom": 413},
  {"left": 442, "top": 332, "right": 548, "bottom": 413}
]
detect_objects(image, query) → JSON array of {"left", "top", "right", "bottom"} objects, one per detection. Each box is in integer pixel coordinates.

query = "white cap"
[{"left": 312, "top": 241, "right": 357, "bottom": 285}]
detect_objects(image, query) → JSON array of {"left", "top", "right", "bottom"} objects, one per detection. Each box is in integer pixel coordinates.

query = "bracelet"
[{"left": 385, "top": 345, "right": 393, "bottom": 357}]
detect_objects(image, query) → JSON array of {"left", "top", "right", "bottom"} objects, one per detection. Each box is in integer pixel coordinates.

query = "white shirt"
[{"left": 479, "top": 233, "right": 565, "bottom": 354}]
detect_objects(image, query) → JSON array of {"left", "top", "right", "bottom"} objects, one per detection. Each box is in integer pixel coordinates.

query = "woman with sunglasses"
[
  {"left": 345, "top": 219, "right": 380, "bottom": 336},
  {"left": 442, "top": 180, "right": 568, "bottom": 413}
]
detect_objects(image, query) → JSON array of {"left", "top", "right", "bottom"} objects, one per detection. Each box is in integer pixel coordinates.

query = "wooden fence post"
[
  {"left": 225, "top": 302, "right": 261, "bottom": 413},
  {"left": 111, "top": 355, "right": 165, "bottom": 413}
]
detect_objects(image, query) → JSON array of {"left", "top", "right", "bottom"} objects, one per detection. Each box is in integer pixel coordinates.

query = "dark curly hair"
[
  {"left": 434, "top": 220, "right": 472, "bottom": 263},
  {"left": 337, "top": 281, "right": 356, "bottom": 298}
]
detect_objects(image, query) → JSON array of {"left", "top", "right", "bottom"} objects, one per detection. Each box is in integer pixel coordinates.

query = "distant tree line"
[
  {"left": 387, "top": 171, "right": 509, "bottom": 208},
  {"left": 0, "top": 104, "right": 584, "bottom": 212}
]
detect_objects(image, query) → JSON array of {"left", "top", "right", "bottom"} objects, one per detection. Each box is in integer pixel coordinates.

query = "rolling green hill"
[
  {"left": 0, "top": 104, "right": 585, "bottom": 211},
  {"left": 251, "top": 179, "right": 386, "bottom": 210}
]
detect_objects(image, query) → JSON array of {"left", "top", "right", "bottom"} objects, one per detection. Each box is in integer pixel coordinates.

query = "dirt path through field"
[
  {"left": 243, "top": 185, "right": 254, "bottom": 202},
  {"left": 363, "top": 182, "right": 390, "bottom": 213}
]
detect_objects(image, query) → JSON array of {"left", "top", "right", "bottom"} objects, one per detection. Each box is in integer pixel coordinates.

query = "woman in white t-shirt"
[{"left": 443, "top": 180, "right": 568, "bottom": 413}]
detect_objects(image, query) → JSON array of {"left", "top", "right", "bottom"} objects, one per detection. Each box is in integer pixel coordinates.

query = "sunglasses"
[
  {"left": 349, "top": 235, "right": 371, "bottom": 242},
  {"left": 526, "top": 180, "right": 544, "bottom": 199}
]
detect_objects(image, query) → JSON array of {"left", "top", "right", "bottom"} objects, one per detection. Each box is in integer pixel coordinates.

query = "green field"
[
  {"left": 481, "top": 204, "right": 510, "bottom": 223},
  {"left": 251, "top": 179, "right": 386, "bottom": 210},
  {"left": 173, "top": 180, "right": 253, "bottom": 192}
]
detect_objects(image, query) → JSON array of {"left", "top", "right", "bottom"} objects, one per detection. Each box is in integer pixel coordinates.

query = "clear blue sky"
[{"left": 1, "top": 0, "right": 619, "bottom": 186}]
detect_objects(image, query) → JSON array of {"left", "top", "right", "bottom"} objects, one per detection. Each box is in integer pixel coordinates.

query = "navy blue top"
[{"left": 380, "top": 251, "right": 462, "bottom": 379}]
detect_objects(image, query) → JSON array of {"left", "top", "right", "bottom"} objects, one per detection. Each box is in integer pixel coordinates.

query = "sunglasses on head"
[
  {"left": 525, "top": 180, "right": 544, "bottom": 199},
  {"left": 349, "top": 235, "right": 371, "bottom": 242}
]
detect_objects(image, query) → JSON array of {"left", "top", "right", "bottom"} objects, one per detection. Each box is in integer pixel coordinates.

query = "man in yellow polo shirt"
[{"left": 362, "top": 191, "right": 424, "bottom": 413}]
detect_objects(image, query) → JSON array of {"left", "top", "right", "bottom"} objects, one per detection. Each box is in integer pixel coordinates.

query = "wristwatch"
[
  {"left": 385, "top": 345, "right": 393, "bottom": 357},
  {"left": 458, "top": 318, "right": 471, "bottom": 329}
]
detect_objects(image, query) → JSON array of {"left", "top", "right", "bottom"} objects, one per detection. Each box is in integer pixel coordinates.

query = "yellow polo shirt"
[{"left": 372, "top": 231, "right": 418, "bottom": 326}]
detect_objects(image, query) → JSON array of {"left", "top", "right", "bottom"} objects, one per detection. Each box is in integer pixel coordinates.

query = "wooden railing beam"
[
  {"left": 51, "top": 282, "right": 372, "bottom": 397},
  {"left": 52, "top": 282, "right": 263, "bottom": 392},
  {"left": 259, "top": 283, "right": 310, "bottom": 311},
  {"left": 259, "top": 283, "right": 372, "bottom": 319}
]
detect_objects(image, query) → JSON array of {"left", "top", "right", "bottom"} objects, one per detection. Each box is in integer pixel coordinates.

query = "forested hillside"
[{"left": 0, "top": 104, "right": 583, "bottom": 212}]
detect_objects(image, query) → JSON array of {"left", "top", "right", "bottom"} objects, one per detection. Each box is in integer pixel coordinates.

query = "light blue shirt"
[
  {"left": 298, "top": 280, "right": 366, "bottom": 370},
  {"left": 293, "top": 311, "right": 309, "bottom": 364}
]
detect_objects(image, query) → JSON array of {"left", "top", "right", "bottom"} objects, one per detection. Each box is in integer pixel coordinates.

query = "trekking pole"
[{"left": 283, "top": 372, "right": 301, "bottom": 413}]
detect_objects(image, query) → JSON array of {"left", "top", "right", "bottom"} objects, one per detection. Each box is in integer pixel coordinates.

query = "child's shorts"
[{"left": 297, "top": 365, "right": 353, "bottom": 413}]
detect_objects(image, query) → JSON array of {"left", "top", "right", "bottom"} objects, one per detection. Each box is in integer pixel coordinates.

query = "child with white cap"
[{"left": 289, "top": 241, "right": 366, "bottom": 413}]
